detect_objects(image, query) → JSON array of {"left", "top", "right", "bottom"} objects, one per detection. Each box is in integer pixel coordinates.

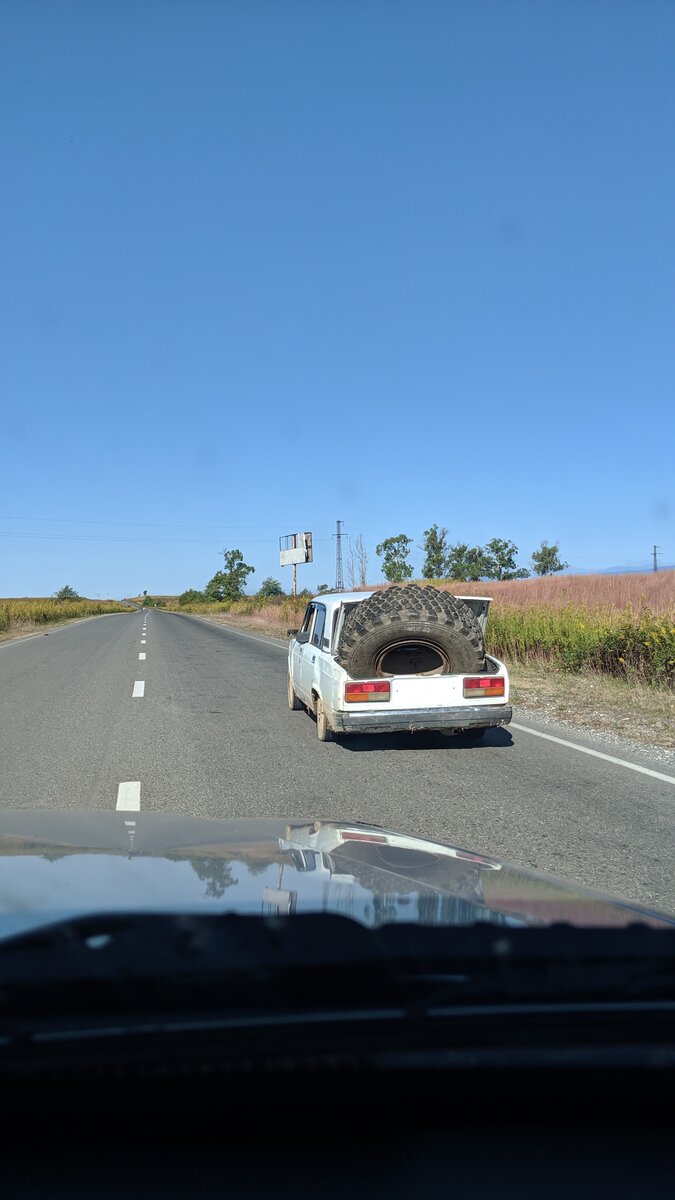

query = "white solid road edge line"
[
  {"left": 116, "top": 781, "right": 141, "bottom": 811},
  {"left": 132, "top": 680, "right": 145, "bottom": 697},
  {"left": 511, "top": 722, "right": 675, "bottom": 787}
]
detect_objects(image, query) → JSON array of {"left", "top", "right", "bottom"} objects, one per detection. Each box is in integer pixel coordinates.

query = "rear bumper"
[{"left": 331, "top": 704, "right": 512, "bottom": 735}]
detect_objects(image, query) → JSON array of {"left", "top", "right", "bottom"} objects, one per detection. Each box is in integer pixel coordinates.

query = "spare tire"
[{"left": 335, "top": 585, "right": 486, "bottom": 679}]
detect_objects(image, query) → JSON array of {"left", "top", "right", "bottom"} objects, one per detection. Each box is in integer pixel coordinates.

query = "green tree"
[
  {"left": 142, "top": 595, "right": 155, "bottom": 607},
  {"left": 179, "top": 588, "right": 207, "bottom": 606},
  {"left": 376, "top": 534, "right": 414, "bottom": 582},
  {"left": 464, "top": 546, "right": 493, "bottom": 581},
  {"left": 483, "top": 538, "right": 530, "bottom": 581},
  {"left": 205, "top": 548, "right": 255, "bottom": 600},
  {"left": 445, "top": 543, "right": 466, "bottom": 580},
  {"left": 258, "top": 577, "right": 284, "bottom": 598},
  {"left": 315, "top": 583, "right": 332, "bottom": 594},
  {"left": 205, "top": 572, "right": 230, "bottom": 602},
  {"left": 531, "top": 541, "right": 569, "bottom": 576},
  {"left": 445, "top": 543, "right": 493, "bottom": 582},
  {"left": 54, "top": 585, "right": 80, "bottom": 601},
  {"left": 421, "top": 525, "right": 449, "bottom": 579}
]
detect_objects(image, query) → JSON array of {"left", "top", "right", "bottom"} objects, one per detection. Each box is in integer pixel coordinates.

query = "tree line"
[
  {"left": 178, "top": 550, "right": 314, "bottom": 604},
  {"left": 375, "top": 528, "right": 568, "bottom": 583},
  {"left": 179, "top": 549, "right": 258, "bottom": 605},
  {"left": 176, "top": 532, "right": 568, "bottom": 605}
]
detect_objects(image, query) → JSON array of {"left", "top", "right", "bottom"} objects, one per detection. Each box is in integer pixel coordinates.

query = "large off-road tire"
[{"left": 335, "top": 585, "right": 485, "bottom": 679}]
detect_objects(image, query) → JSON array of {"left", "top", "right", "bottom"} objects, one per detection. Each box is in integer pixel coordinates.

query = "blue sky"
[{"left": 1, "top": 0, "right": 673, "bottom": 597}]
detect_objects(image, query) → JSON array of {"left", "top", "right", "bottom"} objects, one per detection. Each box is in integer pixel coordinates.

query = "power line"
[
  {"left": 0, "top": 530, "right": 333, "bottom": 547},
  {"left": 0, "top": 513, "right": 311, "bottom": 532},
  {"left": 0, "top": 514, "right": 386, "bottom": 543}
]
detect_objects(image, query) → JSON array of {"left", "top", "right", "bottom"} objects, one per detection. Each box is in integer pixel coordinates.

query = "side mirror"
[
  {"left": 295, "top": 631, "right": 311, "bottom": 644},
  {"left": 287, "top": 628, "right": 298, "bottom": 637}
]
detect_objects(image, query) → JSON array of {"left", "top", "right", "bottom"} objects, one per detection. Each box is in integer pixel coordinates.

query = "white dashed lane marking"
[
  {"left": 139, "top": 652, "right": 146, "bottom": 660},
  {"left": 132, "top": 680, "right": 145, "bottom": 697},
  {"left": 116, "top": 781, "right": 141, "bottom": 811}
]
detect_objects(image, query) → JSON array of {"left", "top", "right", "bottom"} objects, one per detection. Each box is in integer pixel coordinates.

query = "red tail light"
[
  {"left": 341, "top": 831, "right": 388, "bottom": 844},
  {"left": 345, "top": 680, "right": 391, "bottom": 703},
  {"left": 463, "top": 676, "right": 505, "bottom": 699}
]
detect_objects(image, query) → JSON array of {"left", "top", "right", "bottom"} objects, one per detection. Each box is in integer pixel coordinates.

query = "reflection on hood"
[{"left": 0, "top": 810, "right": 672, "bottom": 940}]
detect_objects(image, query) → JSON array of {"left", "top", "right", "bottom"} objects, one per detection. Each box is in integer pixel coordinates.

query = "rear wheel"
[
  {"left": 287, "top": 673, "right": 302, "bottom": 711},
  {"left": 460, "top": 727, "right": 487, "bottom": 741},
  {"left": 315, "top": 698, "right": 334, "bottom": 742}
]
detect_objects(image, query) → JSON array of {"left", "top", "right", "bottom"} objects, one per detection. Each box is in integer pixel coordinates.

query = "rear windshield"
[{"left": 330, "top": 602, "right": 360, "bottom": 652}]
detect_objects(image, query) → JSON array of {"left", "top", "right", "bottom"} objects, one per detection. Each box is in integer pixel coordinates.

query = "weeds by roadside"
[
  {"left": 486, "top": 604, "right": 675, "bottom": 687},
  {"left": 0, "top": 598, "right": 132, "bottom": 638},
  {"left": 171, "top": 587, "right": 675, "bottom": 689}
]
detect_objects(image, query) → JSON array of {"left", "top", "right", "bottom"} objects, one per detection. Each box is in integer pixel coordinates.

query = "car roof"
[
  {"left": 311, "top": 590, "right": 374, "bottom": 608},
  {"left": 310, "top": 590, "right": 493, "bottom": 608}
]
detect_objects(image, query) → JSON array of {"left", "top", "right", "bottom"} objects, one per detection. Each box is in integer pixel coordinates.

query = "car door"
[
  {"left": 299, "top": 603, "right": 326, "bottom": 699},
  {"left": 291, "top": 603, "right": 316, "bottom": 701}
]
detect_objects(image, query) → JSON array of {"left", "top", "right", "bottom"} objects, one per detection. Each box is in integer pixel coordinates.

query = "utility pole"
[
  {"left": 335, "top": 520, "right": 344, "bottom": 591},
  {"left": 653, "top": 544, "right": 660, "bottom": 573},
  {"left": 292, "top": 533, "right": 297, "bottom": 597}
]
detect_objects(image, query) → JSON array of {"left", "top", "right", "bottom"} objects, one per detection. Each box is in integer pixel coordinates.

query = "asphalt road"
[{"left": 1, "top": 608, "right": 674, "bottom": 912}]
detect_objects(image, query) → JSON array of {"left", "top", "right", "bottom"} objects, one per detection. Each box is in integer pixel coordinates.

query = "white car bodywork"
[
  {"left": 281, "top": 823, "right": 502, "bottom": 869},
  {"left": 287, "top": 591, "right": 511, "bottom": 737}
]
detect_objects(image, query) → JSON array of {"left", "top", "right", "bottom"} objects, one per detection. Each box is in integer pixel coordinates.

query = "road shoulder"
[{"left": 0, "top": 611, "right": 134, "bottom": 648}]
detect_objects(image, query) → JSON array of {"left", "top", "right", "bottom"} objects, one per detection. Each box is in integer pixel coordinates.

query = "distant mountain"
[{"left": 569, "top": 564, "right": 675, "bottom": 576}]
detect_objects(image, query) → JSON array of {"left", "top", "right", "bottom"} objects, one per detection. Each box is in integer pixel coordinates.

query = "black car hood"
[{"left": 0, "top": 809, "right": 672, "bottom": 939}]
